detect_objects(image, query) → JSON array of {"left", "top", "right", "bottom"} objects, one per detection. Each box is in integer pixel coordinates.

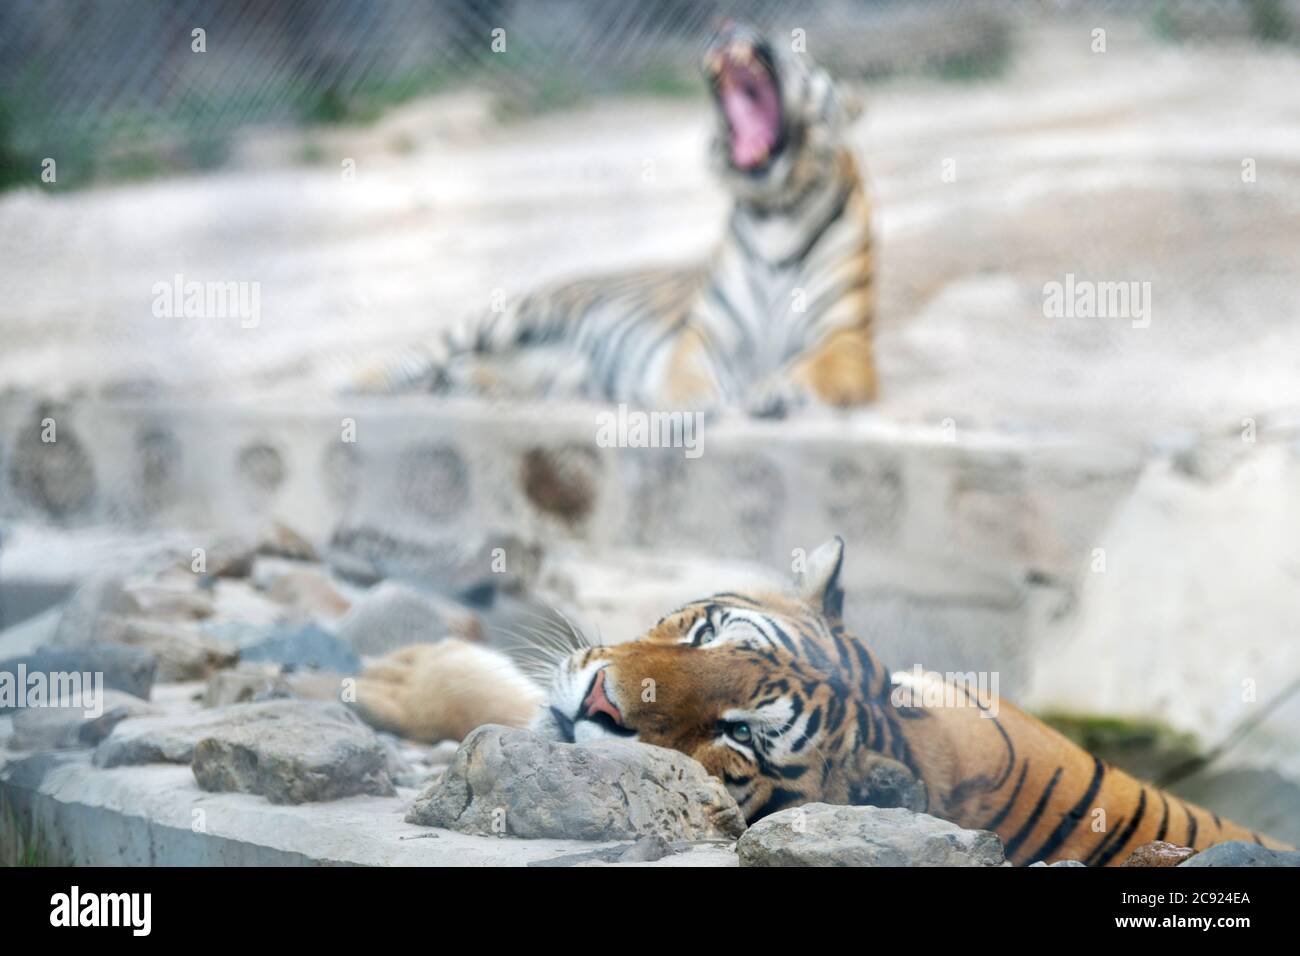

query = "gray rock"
[
  {"left": 190, "top": 704, "right": 394, "bottom": 804},
  {"left": 120, "top": 583, "right": 215, "bottom": 621},
  {"left": 736, "top": 804, "right": 1007, "bottom": 867},
  {"left": 1178, "top": 841, "right": 1300, "bottom": 867},
  {"left": 239, "top": 622, "right": 360, "bottom": 673},
  {"left": 0, "top": 645, "right": 157, "bottom": 706},
  {"left": 1030, "top": 860, "right": 1087, "bottom": 867},
  {"left": 30, "top": 570, "right": 232, "bottom": 682},
  {"left": 336, "top": 580, "right": 482, "bottom": 656},
  {"left": 529, "top": 834, "right": 681, "bottom": 867},
  {"left": 50, "top": 573, "right": 132, "bottom": 647},
  {"left": 253, "top": 560, "right": 353, "bottom": 619},
  {"left": 98, "top": 616, "right": 237, "bottom": 681},
  {"left": 327, "top": 525, "right": 540, "bottom": 600},
  {"left": 192, "top": 535, "right": 259, "bottom": 579},
  {"left": 617, "top": 833, "right": 676, "bottom": 862},
  {"left": 258, "top": 522, "right": 320, "bottom": 563},
  {"left": 406, "top": 725, "right": 746, "bottom": 841},
  {"left": 93, "top": 699, "right": 395, "bottom": 803},
  {"left": 189, "top": 523, "right": 320, "bottom": 582},
  {"left": 203, "top": 662, "right": 292, "bottom": 707},
  {"left": 9, "top": 689, "right": 157, "bottom": 750},
  {"left": 375, "top": 732, "right": 433, "bottom": 789},
  {"left": 93, "top": 714, "right": 204, "bottom": 766}
]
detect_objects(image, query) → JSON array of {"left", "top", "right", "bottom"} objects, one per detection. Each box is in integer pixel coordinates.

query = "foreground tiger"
[
  {"left": 350, "top": 23, "right": 877, "bottom": 415},
  {"left": 535, "top": 538, "right": 1291, "bottom": 865}
]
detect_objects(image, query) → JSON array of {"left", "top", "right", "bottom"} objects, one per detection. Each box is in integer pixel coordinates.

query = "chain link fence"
[{"left": 2, "top": 0, "right": 1298, "bottom": 187}]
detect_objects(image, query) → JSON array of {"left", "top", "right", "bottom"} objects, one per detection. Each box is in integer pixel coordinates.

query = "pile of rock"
[
  {"left": 4, "top": 521, "right": 1298, "bottom": 866},
  {"left": 2, "top": 521, "right": 503, "bottom": 804}
]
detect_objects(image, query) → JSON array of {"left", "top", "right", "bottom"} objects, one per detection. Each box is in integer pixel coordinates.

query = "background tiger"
[
  {"left": 348, "top": 22, "right": 877, "bottom": 416},
  {"left": 535, "top": 538, "right": 1292, "bottom": 866}
]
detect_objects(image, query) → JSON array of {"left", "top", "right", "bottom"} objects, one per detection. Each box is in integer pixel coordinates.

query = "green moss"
[{"left": 1037, "top": 710, "right": 1203, "bottom": 781}]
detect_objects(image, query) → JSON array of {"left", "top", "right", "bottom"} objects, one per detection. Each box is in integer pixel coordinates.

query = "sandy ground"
[{"left": 3, "top": 21, "right": 1300, "bottom": 445}]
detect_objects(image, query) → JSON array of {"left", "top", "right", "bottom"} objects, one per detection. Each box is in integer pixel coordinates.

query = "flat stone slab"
[
  {"left": 93, "top": 699, "right": 394, "bottom": 803},
  {"left": 407, "top": 725, "right": 747, "bottom": 841},
  {"left": 736, "top": 804, "right": 1007, "bottom": 867}
]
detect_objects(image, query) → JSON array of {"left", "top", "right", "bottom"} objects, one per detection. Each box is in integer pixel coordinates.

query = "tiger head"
[
  {"left": 535, "top": 538, "right": 906, "bottom": 822},
  {"left": 702, "top": 21, "right": 860, "bottom": 208}
]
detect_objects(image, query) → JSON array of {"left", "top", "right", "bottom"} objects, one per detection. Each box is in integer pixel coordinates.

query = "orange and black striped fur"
[
  {"left": 349, "top": 23, "right": 877, "bottom": 416},
  {"left": 535, "top": 538, "right": 1292, "bottom": 865}
]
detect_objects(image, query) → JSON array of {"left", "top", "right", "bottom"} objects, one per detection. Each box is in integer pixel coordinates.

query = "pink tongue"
[{"left": 722, "top": 85, "right": 774, "bottom": 168}]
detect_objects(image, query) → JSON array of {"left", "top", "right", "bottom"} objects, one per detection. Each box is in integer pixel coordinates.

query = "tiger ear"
[{"left": 797, "top": 536, "right": 845, "bottom": 619}]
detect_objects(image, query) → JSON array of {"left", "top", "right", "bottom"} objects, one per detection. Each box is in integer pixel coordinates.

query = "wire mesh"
[{"left": 1, "top": 0, "right": 1298, "bottom": 185}]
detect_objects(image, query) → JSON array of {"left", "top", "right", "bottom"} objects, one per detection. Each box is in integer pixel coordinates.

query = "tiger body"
[
  {"left": 537, "top": 538, "right": 1291, "bottom": 865},
  {"left": 349, "top": 24, "right": 878, "bottom": 415}
]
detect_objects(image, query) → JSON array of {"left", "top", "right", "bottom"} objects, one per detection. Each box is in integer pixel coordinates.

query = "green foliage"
[
  {"left": 1038, "top": 710, "right": 1202, "bottom": 782},
  {"left": 0, "top": 100, "right": 39, "bottom": 192},
  {"left": 0, "top": 793, "right": 53, "bottom": 867},
  {"left": 1248, "top": 0, "right": 1292, "bottom": 43}
]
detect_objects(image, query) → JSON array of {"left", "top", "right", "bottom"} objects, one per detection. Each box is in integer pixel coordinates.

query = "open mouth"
[
  {"left": 706, "top": 37, "right": 784, "bottom": 173},
  {"left": 576, "top": 668, "right": 637, "bottom": 739}
]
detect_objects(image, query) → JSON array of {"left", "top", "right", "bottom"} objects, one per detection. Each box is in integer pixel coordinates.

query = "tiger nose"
[{"left": 582, "top": 669, "right": 624, "bottom": 726}]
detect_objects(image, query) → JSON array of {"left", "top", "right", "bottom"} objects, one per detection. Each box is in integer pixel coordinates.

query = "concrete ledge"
[{"left": 0, "top": 749, "right": 737, "bottom": 867}]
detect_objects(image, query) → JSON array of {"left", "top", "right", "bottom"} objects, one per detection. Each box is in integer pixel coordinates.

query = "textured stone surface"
[
  {"left": 1122, "top": 840, "right": 1198, "bottom": 867},
  {"left": 88, "top": 699, "right": 392, "bottom": 803},
  {"left": 1029, "top": 859, "right": 1087, "bottom": 867},
  {"left": 0, "top": 645, "right": 157, "bottom": 705},
  {"left": 406, "top": 725, "right": 746, "bottom": 841},
  {"left": 336, "top": 580, "right": 482, "bottom": 655},
  {"left": 189, "top": 702, "right": 394, "bottom": 803},
  {"left": 9, "top": 689, "right": 157, "bottom": 750},
  {"left": 736, "top": 804, "right": 1006, "bottom": 867},
  {"left": 1178, "top": 841, "right": 1300, "bottom": 867}
]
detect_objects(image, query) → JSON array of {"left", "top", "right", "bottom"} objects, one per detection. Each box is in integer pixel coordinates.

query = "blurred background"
[
  {"left": 2, "top": 0, "right": 1299, "bottom": 425},
  {"left": 1, "top": 0, "right": 1299, "bottom": 855}
]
